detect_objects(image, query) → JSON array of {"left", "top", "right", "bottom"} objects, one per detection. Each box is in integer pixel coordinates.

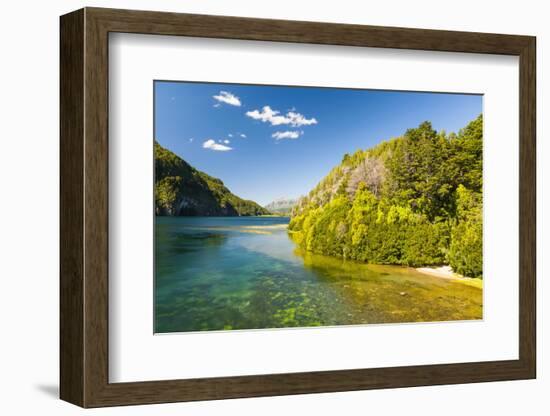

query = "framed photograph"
[{"left": 60, "top": 7, "right": 536, "bottom": 407}]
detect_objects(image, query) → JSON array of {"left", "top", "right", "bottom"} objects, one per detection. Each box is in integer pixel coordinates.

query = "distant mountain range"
[
  {"left": 155, "top": 141, "right": 269, "bottom": 216},
  {"left": 264, "top": 197, "right": 299, "bottom": 215}
]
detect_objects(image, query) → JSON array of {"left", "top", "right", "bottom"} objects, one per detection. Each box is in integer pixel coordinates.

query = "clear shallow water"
[{"left": 155, "top": 216, "right": 482, "bottom": 333}]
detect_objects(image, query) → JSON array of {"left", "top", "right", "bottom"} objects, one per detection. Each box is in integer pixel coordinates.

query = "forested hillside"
[
  {"left": 289, "top": 115, "right": 483, "bottom": 277},
  {"left": 155, "top": 141, "right": 269, "bottom": 216}
]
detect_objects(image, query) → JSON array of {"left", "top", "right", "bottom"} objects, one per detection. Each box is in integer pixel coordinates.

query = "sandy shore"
[
  {"left": 416, "top": 266, "right": 483, "bottom": 289},
  {"left": 416, "top": 265, "right": 463, "bottom": 280}
]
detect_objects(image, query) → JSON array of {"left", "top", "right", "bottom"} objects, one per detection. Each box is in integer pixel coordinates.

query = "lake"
[{"left": 155, "top": 216, "right": 482, "bottom": 333}]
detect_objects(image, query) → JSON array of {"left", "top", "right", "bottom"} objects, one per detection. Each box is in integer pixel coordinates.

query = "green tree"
[
  {"left": 448, "top": 114, "right": 483, "bottom": 194},
  {"left": 385, "top": 122, "right": 454, "bottom": 220},
  {"left": 448, "top": 185, "right": 483, "bottom": 277}
]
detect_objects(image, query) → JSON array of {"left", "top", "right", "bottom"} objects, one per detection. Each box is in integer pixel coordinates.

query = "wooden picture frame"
[{"left": 60, "top": 7, "right": 536, "bottom": 408}]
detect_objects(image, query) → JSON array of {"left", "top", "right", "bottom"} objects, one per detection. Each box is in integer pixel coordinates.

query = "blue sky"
[{"left": 154, "top": 81, "right": 482, "bottom": 206}]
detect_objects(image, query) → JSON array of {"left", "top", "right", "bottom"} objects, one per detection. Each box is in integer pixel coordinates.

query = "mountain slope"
[
  {"left": 264, "top": 198, "right": 298, "bottom": 215},
  {"left": 155, "top": 141, "right": 269, "bottom": 216},
  {"left": 289, "top": 115, "right": 483, "bottom": 277}
]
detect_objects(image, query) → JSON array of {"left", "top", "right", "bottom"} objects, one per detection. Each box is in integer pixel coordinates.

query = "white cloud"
[
  {"left": 272, "top": 131, "right": 302, "bottom": 140},
  {"left": 203, "top": 139, "right": 233, "bottom": 151},
  {"left": 240, "top": 133, "right": 247, "bottom": 138},
  {"left": 189, "top": 138, "right": 194, "bottom": 142},
  {"left": 223, "top": 139, "right": 230, "bottom": 144},
  {"left": 228, "top": 133, "right": 233, "bottom": 137},
  {"left": 286, "top": 111, "right": 318, "bottom": 126},
  {"left": 213, "top": 91, "right": 241, "bottom": 107},
  {"left": 246, "top": 106, "right": 317, "bottom": 127}
]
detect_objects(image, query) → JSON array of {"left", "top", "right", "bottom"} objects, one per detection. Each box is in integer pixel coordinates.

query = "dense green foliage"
[
  {"left": 155, "top": 141, "right": 269, "bottom": 216},
  {"left": 448, "top": 185, "right": 483, "bottom": 277},
  {"left": 289, "top": 115, "right": 483, "bottom": 277}
]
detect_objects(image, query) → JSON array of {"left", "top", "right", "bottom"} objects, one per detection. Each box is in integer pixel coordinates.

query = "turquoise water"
[{"left": 155, "top": 216, "right": 482, "bottom": 333}]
